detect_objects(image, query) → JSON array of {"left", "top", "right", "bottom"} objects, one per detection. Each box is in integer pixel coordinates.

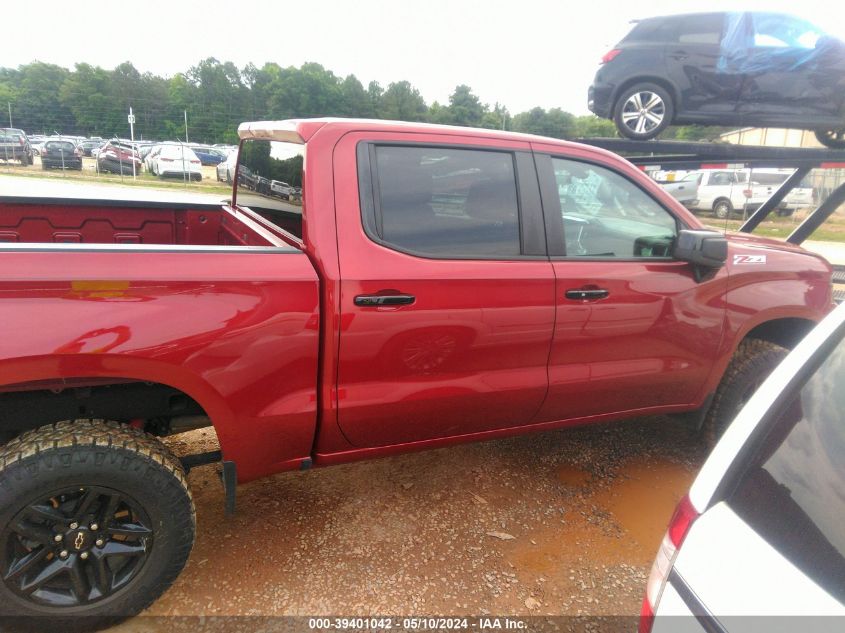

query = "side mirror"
[{"left": 674, "top": 229, "right": 727, "bottom": 281}]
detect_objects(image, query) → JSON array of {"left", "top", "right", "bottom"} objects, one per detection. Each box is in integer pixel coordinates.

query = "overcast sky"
[{"left": 4, "top": 0, "right": 844, "bottom": 116}]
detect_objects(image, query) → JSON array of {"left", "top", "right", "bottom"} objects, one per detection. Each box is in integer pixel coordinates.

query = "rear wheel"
[
  {"left": 613, "top": 83, "right": 674, "bottom": 140},
  {"left": 0, "top": 420, "right": 194, "bottom": 631},
  {"left": 815, "top": 128, "right": 845, "bottom": 149},
  {"left": 702, "top": 339, "right": 788, "bottom": 447},
  {"left": 713, "top": 198, "right": 733, "bottom": 219}
]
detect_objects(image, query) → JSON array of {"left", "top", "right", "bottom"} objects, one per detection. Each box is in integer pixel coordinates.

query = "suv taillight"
[
  {"left": 640, "top": 495, "right": 699, "bottom": 633},
  {"left": 601, "top": 49, "right": 622, "bottom": 64}
]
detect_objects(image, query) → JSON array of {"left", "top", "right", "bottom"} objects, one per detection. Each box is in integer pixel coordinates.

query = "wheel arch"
[
  {"left": 0, "top": 355, "right": 234, "bottom": 454},
  {"left": 611, "top": 76, "right": 681, "bottom": 119},
  {"left": 741, "top": 316, "right": 818, "bottom": 350}
]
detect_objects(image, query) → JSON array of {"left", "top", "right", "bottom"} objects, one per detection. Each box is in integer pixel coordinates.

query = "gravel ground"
[{"left": 107, "top": 415, "right": 708, "bottom": 632}]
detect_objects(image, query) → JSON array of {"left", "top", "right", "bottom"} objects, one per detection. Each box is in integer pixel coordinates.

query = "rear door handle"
[
  {"left": 565, "top": 288, "right": 609, "bottom": 301},
  {"left": 354, "top": 294, "right": 416, "bottom": 307}
]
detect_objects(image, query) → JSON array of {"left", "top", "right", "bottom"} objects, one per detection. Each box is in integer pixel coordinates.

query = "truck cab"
[{"left": 0, "top": 118, "right": 833, "bottom": 628}]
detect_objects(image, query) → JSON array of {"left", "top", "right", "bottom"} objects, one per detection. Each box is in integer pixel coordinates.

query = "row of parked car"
[
  {"left": 657, "top": 167, "right": 816, "bottom": 218},
  {"left": 0, "top": 128, "right": 240, "bottom": 181}
]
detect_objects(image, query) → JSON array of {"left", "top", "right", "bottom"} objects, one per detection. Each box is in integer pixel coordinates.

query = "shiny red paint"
[
  {"left": 0, "top": 204, "right": 320, "bottom": 482},
  {"left": 0, "top": 119, "right": 834, "bottom": 485}
]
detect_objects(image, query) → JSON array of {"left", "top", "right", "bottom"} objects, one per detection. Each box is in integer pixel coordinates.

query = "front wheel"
[
  {"left": 815, "top": 128, "right": 845, "bottom": 149},
  {"left": 702, "top": 339, "right": 788, "bottom": 447},
  {"left": 0, "top": 420, "right": 195, "bottom": 631},
  {"left": 613, "top": 83, "right": 674, "bottom": 140}
]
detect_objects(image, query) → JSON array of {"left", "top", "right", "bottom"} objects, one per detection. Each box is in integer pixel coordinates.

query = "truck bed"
[{"left": 0, "top": 195, "right": 283, "bottom": 248}]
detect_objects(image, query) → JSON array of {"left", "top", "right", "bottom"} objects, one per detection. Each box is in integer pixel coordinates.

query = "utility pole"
[
  {"left": 7, "top": 103, "right": 11, "bottom": 128},
  {"left": 184, "top": 110, "right": 189, "bottom": 144},
  {"left": 128, "top": 107, "right": 137, "bottom": 180}
]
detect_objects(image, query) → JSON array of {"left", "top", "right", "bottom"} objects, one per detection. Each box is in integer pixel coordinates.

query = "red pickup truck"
[{"left": 0, "top": 119, "right": 832, "bottom": 627}]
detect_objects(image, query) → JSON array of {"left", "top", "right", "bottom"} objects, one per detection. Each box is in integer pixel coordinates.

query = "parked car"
[
  {"left": 96, "top": 140, "right": 143, "bottom": 175},
  {"left": 40, "top": 139, "right": 83, "bottom": 170},
  {"left": 149, "top": 144, "right": 202, "bottom": 181},
  {"left": 690, "top": 168, "right": 807, "bottom": 218},
  {"left": 75, "top": 139, "right": 104, "bottom": 157},
  {"left": 216, "top": 149, "right": 237, "bottom": 182},
  {"left": 144, "top": 144, "right": 162, "bottom": 172},
  {"left": 589, "top": 12, "right": 845, "bottom": 147},
  {"left": 0, "top": 128, "right": 33, "bottom": 165},
  {"left": 190, "top": 145, "right": 226, "bottom": 166},
  {"left": 658, "top": 172, "right": 701, "bottom": 207},
  {"left": 0, "top": 118, "right": 833, "bottom": 629},
  {"left": 643, "top": 302, "right": 845, "bottom": 632},
  {"left": 270, "top": 179, "right": 292, "bottom": 199}
]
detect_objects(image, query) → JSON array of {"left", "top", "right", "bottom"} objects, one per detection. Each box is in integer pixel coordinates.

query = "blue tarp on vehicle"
[{"left": 718, "top": 12, "right": 833, "bottom": 74}]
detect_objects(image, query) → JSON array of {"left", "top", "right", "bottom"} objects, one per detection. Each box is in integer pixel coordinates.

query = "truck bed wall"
[{"left": 0, "top": 199, "right": 275, "bottom": 247}]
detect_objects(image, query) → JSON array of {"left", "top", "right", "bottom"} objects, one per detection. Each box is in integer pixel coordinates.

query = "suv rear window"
[{"left": 728, "top": 335, "right": 845, "bottom": 602}]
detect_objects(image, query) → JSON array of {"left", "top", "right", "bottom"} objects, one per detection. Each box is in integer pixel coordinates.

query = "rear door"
[
  {"left": 531, "top": 144, "right": 726, "bottom": 423},
  {"left": 333, "top": 131, "right": 555, "bottom": 447},
  {"left": 663, "top": 13, "right": 740, "bottom": 115}
]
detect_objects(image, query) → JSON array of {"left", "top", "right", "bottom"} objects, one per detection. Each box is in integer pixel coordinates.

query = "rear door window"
[
  {"left": 728, "top": 336, "right": 845, "bottom": 602},
  {"left": 676, "top": 13, "right": 725, "bottom": 45},
  {"left": 366, "top": 145, "right": 522, "bottom": 258}
]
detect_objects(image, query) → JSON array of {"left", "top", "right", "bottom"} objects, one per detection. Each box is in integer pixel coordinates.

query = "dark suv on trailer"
[{"left": 589, "top": 12, "right": 845, "bottom": 147}]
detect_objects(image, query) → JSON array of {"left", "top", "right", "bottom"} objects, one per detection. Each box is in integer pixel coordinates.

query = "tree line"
[{"left": 0, "top": 59, "right": 720, "bottom": 143}]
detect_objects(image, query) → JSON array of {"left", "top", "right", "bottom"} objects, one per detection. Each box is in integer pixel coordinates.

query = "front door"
[
  {"left": 737, "top": 13, "right": 845, "bottom": 119},
  {"left": 333, "top": 133, "right": 555, "bottom": 447},
  {"left": 531, "top": 148, "right": 726, "bottom": 424}
]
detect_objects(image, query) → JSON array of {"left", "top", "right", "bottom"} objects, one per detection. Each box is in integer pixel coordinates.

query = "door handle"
[
  {"left": 565, "top": 288, "right": 609, "bottom": 301},
  {"left": 354, "top": 294, "right": 416, "bottom": 307},
  {"left": 671, "top": 50, "right": 689, "bottom": 61}
]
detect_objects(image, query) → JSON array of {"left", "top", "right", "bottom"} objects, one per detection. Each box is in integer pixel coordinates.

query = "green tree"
[
  {"left": 13, "top": 62, "right": 72, "bottom": 134},
  {"left": 266, "top": 63, "right": 344, "bottom": 119},
  {"left": 511, "top": 107, "right": 575, "bottom": 139},
  {"left": 445, "top": 84, "right": 485, "bottom": 127},
  {"left": 379, "top": 81, "right": 428, "bottom": 121}
]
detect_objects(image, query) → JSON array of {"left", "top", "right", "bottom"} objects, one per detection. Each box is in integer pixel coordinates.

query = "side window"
[
  {"left": 676, "top": 13, "right": 724, "bottom": 45},
  {"left": 709, "top": 171, "right": 733, "bottom": 186},
  {"left": 752, "top": 13, "right": 823, "bottom": 49},
  {"left": 551, "top": 158, "right": 677, "bottom": 258},
  {"left": 370, "top": 145, "right": 521, "bottom": 258}
]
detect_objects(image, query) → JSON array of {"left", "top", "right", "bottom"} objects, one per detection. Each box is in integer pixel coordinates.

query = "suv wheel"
[
  {"left": 702, "top": 339, "right": 788, "bottom": 447},
  {"left": 815, "top": 128, "right": 845, "bottom": 149},
  {"left": 713, "top": 198, "right": 733, "bottom": 219},
  {"left": 0, "top": 420, "right": 194, "bottom": 631},
  {"left": 613, "top": 83, "right": 674, "bottom": 140}
]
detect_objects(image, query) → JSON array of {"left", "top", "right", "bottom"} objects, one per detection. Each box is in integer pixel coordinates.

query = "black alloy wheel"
[{"left": 3, "top": 485, "right": 152, "bottom": 608}]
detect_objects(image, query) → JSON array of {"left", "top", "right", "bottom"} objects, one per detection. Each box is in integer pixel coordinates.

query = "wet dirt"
[{"left": 110, "top": 415, "right": 708, "bottom": 629}]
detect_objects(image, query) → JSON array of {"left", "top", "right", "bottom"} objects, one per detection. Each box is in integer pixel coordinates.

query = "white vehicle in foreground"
[
  {"left": 148, "top": 144, "right": 202, "bottom": 181},
  {"left": 643, "top": 302, "right": 845, "bottom": 632}
]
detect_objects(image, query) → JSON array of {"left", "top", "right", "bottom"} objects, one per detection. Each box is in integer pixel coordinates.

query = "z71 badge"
[{"left": 733, "top": 254, "right": 767, "bottom": 265}]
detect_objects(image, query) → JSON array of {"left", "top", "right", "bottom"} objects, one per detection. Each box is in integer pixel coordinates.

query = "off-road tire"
[
  {"left": 702, "top": 339, "right": 788, "bottom": 448},
  {"left": 0, "top": 420, "right": 195, "bottom": 632}
]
